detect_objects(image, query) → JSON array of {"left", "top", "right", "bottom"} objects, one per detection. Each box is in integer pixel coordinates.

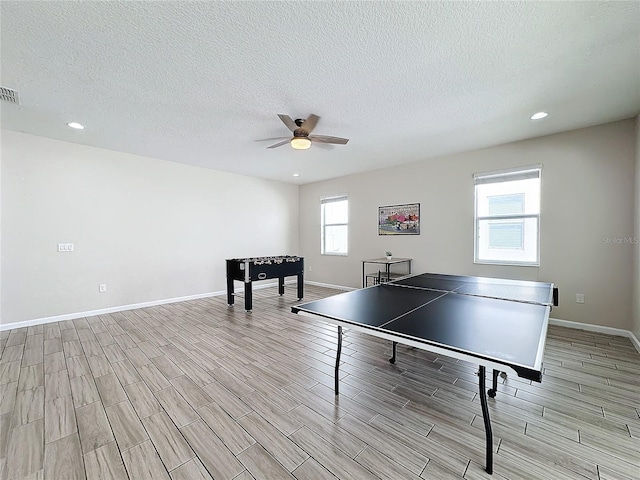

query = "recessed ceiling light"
[
  {"left": 530, "top": 112, "right": 548, "bottom": 120},
  {"left": 67, "top": 122, "right": 85, "bottom": 130},
  {"left": 293, "top": 173, "right": 300, "bottom": 177}
]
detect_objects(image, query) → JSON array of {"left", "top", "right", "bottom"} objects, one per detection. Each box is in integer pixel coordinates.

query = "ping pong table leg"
[
  {"left": 479, "top": 365, "right": 494, "bottom": 474},
  {"left": 335, "top": 326, "right": 343, "bottom": 395},
  {"left": 389, "top": 341, "right": 397, "bottom": 364},
  {"left": 488, "top": 369, "right": 499, "bottom": 398}
]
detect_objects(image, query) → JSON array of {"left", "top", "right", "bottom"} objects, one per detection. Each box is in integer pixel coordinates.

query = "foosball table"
[{"left": 226, "top": 256, "right": 304, "bottom": 311}]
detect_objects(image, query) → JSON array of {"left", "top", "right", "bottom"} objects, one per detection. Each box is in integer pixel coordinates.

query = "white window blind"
[{"left": 474, "top": 167, "right": 541, "bottom": 265}]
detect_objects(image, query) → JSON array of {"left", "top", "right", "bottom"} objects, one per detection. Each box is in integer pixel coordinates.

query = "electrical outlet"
[
  {"left": 576, "top": 293, "right": 584, "bottom": 304},
  {"left": 99, "top": 284, "right": 107, "bottom": 293},
  {"left": 58, "top": 243, "right": 74, "bottom": 252}
]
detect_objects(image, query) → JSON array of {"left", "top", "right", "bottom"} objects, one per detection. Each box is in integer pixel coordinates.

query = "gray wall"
[
  {"left": 1, "top": 131, "right": 299, "bottom": 326},
  {"left": 633, "top": 116, "right": 640, "bottom": 340},
  {"left": 300, "top": 120, "right": 637, "bottom": 331},
  {"left": 2, "top": 120, "right": 638, "bottom": 334}
]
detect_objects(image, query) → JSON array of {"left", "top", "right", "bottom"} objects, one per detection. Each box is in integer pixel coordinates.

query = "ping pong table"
[{"left": 291, "top": 272, "right": 557, "bottom": 475}]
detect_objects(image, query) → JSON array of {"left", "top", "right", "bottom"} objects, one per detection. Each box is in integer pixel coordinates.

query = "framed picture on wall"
[{"left": 378, "top": 203, "right": 420, "bottom": 235}]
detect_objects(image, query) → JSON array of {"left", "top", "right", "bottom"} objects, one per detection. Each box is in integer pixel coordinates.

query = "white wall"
[
  {"left": 633, "top": 115, "right": 640, "bottom": 340},
  {"left": 1, "top": 131, "right": 299, "bottom": 326},
  {"left": 0, "top": 132, "right": 2, "bottom": 326},
  {"left": 300, "top": 120, "right": 637, "bottom": 330}
]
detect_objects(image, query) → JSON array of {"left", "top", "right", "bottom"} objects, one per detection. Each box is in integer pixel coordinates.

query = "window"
[
  {"left": 321, "top": 195, "right": 348, "bottom": 255},
  {"left": 474, "top": 167, "right": 541, "bottom": 265}
]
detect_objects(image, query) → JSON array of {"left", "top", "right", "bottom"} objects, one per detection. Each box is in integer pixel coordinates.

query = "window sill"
[{"left": 474, "top": 260, "right": 540, "bottom": 267}]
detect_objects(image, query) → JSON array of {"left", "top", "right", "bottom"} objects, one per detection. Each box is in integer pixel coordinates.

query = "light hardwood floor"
[{"left": 0, "top": 284, "right": 639, "bottom": 480}]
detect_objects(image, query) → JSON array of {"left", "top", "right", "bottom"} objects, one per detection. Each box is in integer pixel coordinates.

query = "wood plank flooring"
[{"left": 0, "top": 284, "right": 638, "bottom": 480}]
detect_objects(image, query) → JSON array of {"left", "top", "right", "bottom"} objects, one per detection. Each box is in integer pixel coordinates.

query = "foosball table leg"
[{"left": 244, "top": 281, "right": 252, "bottom": 312}]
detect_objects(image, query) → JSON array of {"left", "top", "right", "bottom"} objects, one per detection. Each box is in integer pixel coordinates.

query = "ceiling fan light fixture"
[{"left": 290, "top": 137, "right": 311, "bottom": 150}]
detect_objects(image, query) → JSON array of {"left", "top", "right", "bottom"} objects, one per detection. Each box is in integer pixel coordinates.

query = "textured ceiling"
[{"left": 1, "top": 1, "right": 639, "bottom": 184}]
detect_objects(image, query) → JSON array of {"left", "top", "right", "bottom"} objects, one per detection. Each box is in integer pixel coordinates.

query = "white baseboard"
[
  {"left": 304, "top": 280, "right": 356, "bottom": 291},
  {"left": 0, "top": 281, "right": 284, "bottom": 332},
  {"left": 550, "top": 317, "right": 640, "bottom": 353},
  {"left": 3, "top": 285, "right": 639, "bottom": 356}
]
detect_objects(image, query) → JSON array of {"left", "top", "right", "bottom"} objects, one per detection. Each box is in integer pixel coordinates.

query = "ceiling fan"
[{"left": 266, "top": 114, "right": 349, "bottom": 150}]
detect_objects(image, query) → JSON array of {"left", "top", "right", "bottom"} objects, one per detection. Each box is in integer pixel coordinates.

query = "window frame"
[
  {"left": 473, "top": 166, "right": 541, "bottom": 266},
  {"left": 321, "top": 194, "right": 349, "bottom": 256}
]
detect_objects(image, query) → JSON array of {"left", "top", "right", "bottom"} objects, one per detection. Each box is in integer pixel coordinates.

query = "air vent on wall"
[{"left": 0, "top": 86, "right": 20, "bottom": 104}]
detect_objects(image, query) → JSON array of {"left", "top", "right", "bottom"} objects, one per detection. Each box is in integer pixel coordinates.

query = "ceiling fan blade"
[
  {"left": 266, "top": 139, "right": 291, "bottom": 149},
  {"left": 301, "top": 114, "right": 320, "bottom": 133},
  {"left": 277, "top": 114, "right": 297, "bottom": 132},
  {"left": 309, "top": 135, "right": 349, "bottom": 145},
  {"left": 255, "top": 136, "right": 289, "bottom": 142}
]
